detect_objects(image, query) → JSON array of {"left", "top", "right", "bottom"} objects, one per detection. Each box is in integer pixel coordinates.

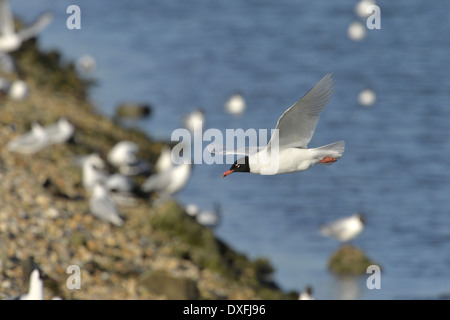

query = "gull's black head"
[{"left": 222, "top": 156, "right": 250, "bottom": 178}]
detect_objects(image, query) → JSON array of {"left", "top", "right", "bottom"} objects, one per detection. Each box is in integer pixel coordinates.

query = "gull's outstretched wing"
[
  {"left": 206, "top": 142, "right": 265, "bottom": 156},
  {"left": 267, "top": 73, "right": 334, "bottom": 150},
  {"left": 0, "top": 0, "right": 15, "bottom": 36},
  {"left": 17, "top": 11, "right": 53, "bottom": 41}
]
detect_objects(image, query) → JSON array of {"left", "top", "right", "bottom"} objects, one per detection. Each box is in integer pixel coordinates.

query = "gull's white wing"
[
  {"left": 206, "top": 142, "right": 265, "bottom": 156},
  {"left": 267, "top": 73, "right": 334, "bottom": 150},
  {"left": 17, "top": 11, "right": 53, "bottom": 41},
  {"left": 141, "top": 169, "right": 172, "bottom": 193},
  {"left": 0, "top": 0, "right": 14, "bottom": 36}
]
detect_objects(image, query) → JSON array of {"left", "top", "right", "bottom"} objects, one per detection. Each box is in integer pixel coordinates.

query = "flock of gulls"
[{"left": 1, "top": 0, "right": 374, "bottom": 300}]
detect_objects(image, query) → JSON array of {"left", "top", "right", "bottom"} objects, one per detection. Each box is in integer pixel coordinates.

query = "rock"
[
  {"left": 138, "top": 269, "right": 200, "bottom": 300},
  {"left": 327, "top": 244, "right": 378, "bottom": 276},
  {"left": 115, "top": 102, "right": 152, "bottom": 119}
]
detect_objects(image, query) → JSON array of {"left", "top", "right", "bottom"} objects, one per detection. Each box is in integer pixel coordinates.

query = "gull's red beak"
[{"left": 222, "top": 169, "right": 234, "bottom": 178}]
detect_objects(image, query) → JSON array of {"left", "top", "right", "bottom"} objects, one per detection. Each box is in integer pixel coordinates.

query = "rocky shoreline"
[{"left": 0, "top": 38, "right": 297, "bottom": 300}]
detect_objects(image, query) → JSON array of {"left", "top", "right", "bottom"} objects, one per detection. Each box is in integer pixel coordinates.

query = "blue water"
[{"left": 12, "top": 0, "right": 450, "bottom": 299}]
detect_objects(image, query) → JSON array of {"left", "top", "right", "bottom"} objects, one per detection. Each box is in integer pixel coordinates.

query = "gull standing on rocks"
[
  {"left": 8, "top": 79, "right": 29, "bottom": 101},
  {"left": 298, "top": 286, "right": 315, "bottom": 300},
  {"left": 7, "top": 122, "right": 49, "bottom": 154},
  {"left": 0, "top": 0, "right": 53, "bottom": 53},
  {"left": 82, "top": 153, "right": 136, "bottom": 200},
  {"left": 44, "top": 117, "right": 75, "bottom": 145},
  {"left": 82, "top": 153, "right": 109, "bottom": 192},
  {"left": 107, "top": 140, "right": 150, "bottom": 176},
  {"left": 89, "top": 183, "right": 124, "bottom": 227},
  {"left": 141, "top": 161, "right": 191, "bottom": 198},
  {"left": 17, "top": 268, "right": 44, "bottom": 300}
]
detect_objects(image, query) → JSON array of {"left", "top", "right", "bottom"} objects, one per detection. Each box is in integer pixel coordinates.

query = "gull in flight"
[
  {"left": 209, "top": 73, "right": 344, "bottom": 177},
  {"left": 0, "top": 0, "right": 53, "bottom": 52}
]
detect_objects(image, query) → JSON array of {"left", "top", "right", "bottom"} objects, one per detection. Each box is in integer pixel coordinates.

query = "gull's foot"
[{"left": 319, "top": 157, "right": 337, "bottom": 164}]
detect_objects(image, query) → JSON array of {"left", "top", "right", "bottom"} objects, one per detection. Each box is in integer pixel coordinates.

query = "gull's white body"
[
  {"left": 7, "top": 122, "right": 49, "bottom": 154},
  {"left": 107, "top": 140, "right": 150, "bottom": 176},
  {"left": 154, "top": 145, "right": 173, "bottom": 173},
  {"left": 184, "top": 109, "right": 205, "bottom": 132},
  {"left": 82, "top": 153, "right": 136, "bottom": 203},
  {"left": 107, "top": 141, "right": 139, "bottom": 168},
  {"left": 44, "top": 117, "right": 75, "bottom": 145},
  {"left": 82, "top": 153, "right": 108, "bottom": 191},
  {"left": 20, "top": 269, "right": 44, "bottom": 300},
  {"left": 0, "top": 0, "right": 53, "bottom": 52},
  {"left": 8, "top": 79, "right": 29, "bottom": 100},
  {"left": 89, "top": 183, "right": 124, "bottom": 227},
  {"left": 141, "top": 162, "right": 191, "bottom": 196},
  {"left": 224, "top": 92, "right": 246, "bottom": 116},
  {"left": 320, "top": 213, "right": 365, "bottom": 242},
  {"left": 248, "top": 141, "right": 344, "bottom": 175}
]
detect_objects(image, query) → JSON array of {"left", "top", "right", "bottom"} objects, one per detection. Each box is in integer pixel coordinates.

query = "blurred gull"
[
  {"left": 298, "top": 286, "right": 315, "bottom": 300},
  {"left": 224, "top": 92, "right": 246, "bottom": 117},
  {"left": 104, "top": 172, "right": 138, "bottom": 206},
  {"left": 82, "top": 153, "right": 136, "bottom": 201},
  {"left": 358, "top": 88, "right": 376, "bottom": 107},
  {"left": 141, "top": 161, "right": 191, "bottom": 198},
  {"left": 107, "top": 140, "right": 150, "bottom": 176},
  {"left": 8, "top": 79, "right": 29, "bottom": 101},
  {"left": 184, "top": 108, "right": 205, "bottom": 132},
  {"left": 154, "top": 145, "right": 173, "bottom": 173},
  {"left": 82, "top": 153, "right": 108, "bottom": 192},
  {"left": 76, "top": 54, "right": 97, "bottom": 75},
  {"left": 7, "top": 121, "right": 49, "bottom": 154},
  {"left": 18, "top": 268, "right": 44, "bottom": 300},
  {"left": 355, "top": 0, "right": 376, "bottom": 18},
  {"left": 347, "top": 21, "right": 366, "bottom": 41},
  {"left": 320, "top": 213, "right": 365, "bottom": 243},
  {"left": 44, "top": 117, "right": 75, "bottom": 145},
  {"left": 0, "top": 0, "right": 53, "bottom": 53},
  {"left": 89, "top": 183, "right": 124, "bottom": 227},
  {"left": 185, "top": 203, "right": 221, "bottom": 228}
]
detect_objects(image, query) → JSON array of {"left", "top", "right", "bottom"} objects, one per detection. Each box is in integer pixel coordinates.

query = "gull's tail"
[{"left": 314, "top": 140, "right": 345, "bottom": 165}]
